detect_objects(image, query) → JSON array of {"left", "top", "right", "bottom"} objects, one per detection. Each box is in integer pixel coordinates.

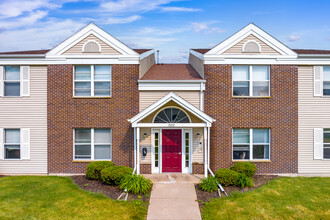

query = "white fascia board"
[
  {"left": 133, "top": 123, "right": 210, "bottom": 128},
  {"left": 0, "top": 58, "right": 139, "bottom": 65},
  {"left": 189, "top": 50, "right": 204, "bottom": 60},
  {"left": 138, "top": 81, "right": 205, "bottom": 91},
  {"left": 129, "top": 92, "right": 215, "bottom": 124},
  {"left": 207, "top": 23, "right": 296, "bottom": 56},
  {"left": 47, "top": 23, "right": 138, "bottom": 57},
  {"left": 140, "top": 50, "right": 155, "bottom": 60},
  {"left": 0, "top": 54, "right": 46, "bottom": 58}
]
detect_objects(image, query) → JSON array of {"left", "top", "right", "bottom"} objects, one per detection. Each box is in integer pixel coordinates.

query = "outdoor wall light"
[
  {"left": 197, "top": 133, "right": 200, "bottom": 136},
  {"left": 143, "top": 133, "right": 147, "bottom": 138}
]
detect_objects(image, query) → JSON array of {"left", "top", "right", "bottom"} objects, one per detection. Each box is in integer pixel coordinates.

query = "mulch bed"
[
  {"left": 71, "top": 175, "right": 150, "bottom": 203},
  {"left": 196, "top": 175, "right": 279, "bottom": 207}
]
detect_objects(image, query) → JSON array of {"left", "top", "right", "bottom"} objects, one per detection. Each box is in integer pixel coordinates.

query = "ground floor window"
[
  {"left": 323, "top": 129, "right": 330, "bottom": 159},
  {"left": 233, "top": 128, "right": 270, "bottom": 160},
  {"left": 74, "top": 128, "right": 111, "bottom": 160},
  {"left": 4, "top": 129, "right": 20, "bottom": 159}
]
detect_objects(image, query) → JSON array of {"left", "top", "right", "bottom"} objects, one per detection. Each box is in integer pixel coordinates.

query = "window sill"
[
  {"left": 232, "top": 160, "right": 271, "bottom": 163},
  {"left": 72, "top": 160, "right": 112, "bottom": 163},
  {"left": 72, "top": 97, "right": 112, "bottom": 99},
  {"left": 232, "top": 96, "right": 271, "bottom": 99}
]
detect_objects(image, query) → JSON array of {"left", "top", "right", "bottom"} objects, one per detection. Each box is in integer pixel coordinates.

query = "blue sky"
[{"left": 0, "top": 0, "right": 330, "bottom": 63}]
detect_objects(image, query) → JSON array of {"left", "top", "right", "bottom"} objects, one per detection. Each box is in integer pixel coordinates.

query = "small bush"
[
  {"left": 101, "top": 166, "right": 133, "bottom": 185},
  {"left": 199, "top": 176, "right": 218, "bottom": 192},
  {"left": 215, "top": 168, "right": 240, "bottom": 186},
  {"left": 230, "top": 162, "right": 257, "bottom": 177},
  {"left": 235, "top": 173, "right": 253, "bottom": 188},
  {"left": 119, "top": 174, "right": 152, "bottom": 194},
  {"left": 86, "top": 161, "right": 114, "bottom": 180}
]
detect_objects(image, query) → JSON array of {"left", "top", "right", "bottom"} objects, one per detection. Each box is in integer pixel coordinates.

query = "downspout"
[
  {"left": 136, "top": 127, "right": 140, "bottom": 174},
  {"left": 133, "top": 127, "right": 137, "bottom": 174},
  {"left": 200, "top": 82, "right": 203, "bottom": 111},
  {"left": 204, "top": 127, "right": 208, "bottom": 177}
]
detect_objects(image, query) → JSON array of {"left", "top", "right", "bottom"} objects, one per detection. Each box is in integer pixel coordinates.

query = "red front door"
[{"left": 162, "top": 129, "right": 182, "bottom": 173}]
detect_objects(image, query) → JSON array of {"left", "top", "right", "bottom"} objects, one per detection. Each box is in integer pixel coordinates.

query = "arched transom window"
[{"left": 154, "top": 107, "right": 190, "bottom": 123}]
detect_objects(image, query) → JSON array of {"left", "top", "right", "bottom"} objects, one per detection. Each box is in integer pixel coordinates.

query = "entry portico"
[{"left": 129, "top": 92, "right": 215, "bottom": 176}]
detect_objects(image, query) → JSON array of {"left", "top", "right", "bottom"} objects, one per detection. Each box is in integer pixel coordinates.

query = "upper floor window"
[
  {"left": 233, "top": 128, "right": 270, "bottom": 160},
  {"left": 4, "top": 66, "right": 20, "bottom": 97},
  {"left": 232, "top": 65, "right": 270, "bottom": 97},
  {"left": 323, "top": 66, "right": 330, "bottom": 95},
  {"left": 74, "top": 65, "right": 111, "bottom": 97},
  {"left": 74, "top": 128, "right": 112, "bottom": 160}
]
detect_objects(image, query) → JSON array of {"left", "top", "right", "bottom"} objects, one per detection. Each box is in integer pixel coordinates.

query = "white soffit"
[
  {"left": 205, "top": 23, "right": 297, "bottom": 58},
  {"left": 46, "top": 23, "right": 139, "bottom": 58}
]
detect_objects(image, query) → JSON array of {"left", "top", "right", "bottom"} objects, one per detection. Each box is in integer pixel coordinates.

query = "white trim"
[
  {"left": 206, "top": 23, "right": 296, "bottom": 57},
  {"left": 46, "top": 23, "right": 138, "bottom": 57},
  {"left": 242, "top": 40, "right": 261, "bottom": 53},
  {"left": 138, "top": 81, "right": 205, "bottom": 91},
  {"left": 129, "top": 92, "right": 215, "bottom": 126},
  {"left": 82, "top": 40, "right": 101, "bottom": 53},
  {"left": 135, "top": 123, "right": 208, "bottom": 128},
  {"left": 189, "top": 49, "right": 204, "bottom": 60},
  {"left": 139, "top": 50, "right": 155, "bottom": 60},
  {"left": 0, "top": 66, "right": 3, "bottom": 97}
]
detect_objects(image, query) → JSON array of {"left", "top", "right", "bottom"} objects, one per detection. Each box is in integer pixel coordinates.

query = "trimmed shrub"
[
  {"left": 86, "top": 161, "right": 114, "bottom": 180},
  {"left": 101, "top": 166, "right": 133, "bottom": 185},
  {"left": 199, "top": 176, "right": 218, "bottom": 192},
  {"left": 230, "top": 162, "right": 257, "bottom": 177},
  {"left": 215, "top": 168, "right": 240, "bottom": 186},
  {"left": 235, "top": 173, "right": 253, "bottom": 188},
  {"left": 119, "top": 174, "right": 152, "bottom": 194}
]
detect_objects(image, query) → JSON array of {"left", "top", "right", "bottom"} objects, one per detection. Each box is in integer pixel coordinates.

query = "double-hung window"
[
  {"left": 323, "top": 66, "right": 330, "bottom": 95},
  {"left": 4, "top": 129, "right": 20, "bottom": 159},
  {"left": 233, "top": 65, "right": 270, "bottom": 97},
  {"left": 74, "top": 65, "right": 111, "bottom": 97},
  {"left": 233, "top": 128, "right": 270, "bottom": 160},
  {"left": 74, "top": 128, "right": 111, "bottom": 160},
  {"left": 323, "top": 129, "right": 330, "bottom": 159},
  {"left": 4, "top": 66, "right": 20, "bottom": 97}
]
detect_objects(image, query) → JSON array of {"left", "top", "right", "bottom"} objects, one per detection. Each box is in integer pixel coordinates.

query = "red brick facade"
[
  {"left": 204, "top": 65, "right": 298, "bottom": 174},
  {"left": 48, "top": 64, "right": 139, "bottom": 173}
]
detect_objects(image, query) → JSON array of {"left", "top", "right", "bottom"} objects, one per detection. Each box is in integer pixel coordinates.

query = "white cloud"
[
  {"left": 288, "top": 35, "right": 301, "bottom": 42},
  {"left": 0, "top": 10, "right": 48, "bottom": 29},
  {"left": 191, "top": 22, "right": 225, "bottom": 34},
  {"left": 161, "top": 7, "right": 201, "bottom": 12},
  {"left": 105, "top": 15, "right": 141, "bottom": 24},
  {"left": 120, "top": 36, "right": 176, "bottom": 48},
  {"left": 100, "top": 0, "right": 177, "bottom": 13}
]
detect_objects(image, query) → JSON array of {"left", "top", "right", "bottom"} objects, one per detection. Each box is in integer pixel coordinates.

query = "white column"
[
  {"left": 204, "top": 127, "right": 208, "bottom": 177},
  {"left": 133, "top": 127, "right": 136, "bottom": 173},
  {"left": 136, "top": 127, "right": 140, "bottom": 174}
]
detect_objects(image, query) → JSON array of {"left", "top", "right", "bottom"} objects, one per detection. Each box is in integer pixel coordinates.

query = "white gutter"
[
  {"left": 0, "top": 54, "right": 46, "bottom": 58},
  {"left": 200, "top": 82, "right": 203, "bottom": 111}
]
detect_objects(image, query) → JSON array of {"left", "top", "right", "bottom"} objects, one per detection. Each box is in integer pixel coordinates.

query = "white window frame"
[
  {"left": 322, "top": 128, "right": 330, "bottom": 159},
  {"left": 322, "top": 66, "right": 330, "bottom": 96},
  {"left": 73, "top": 65, "right": 111, "bottom": 97},
  {"left": 73, "top": 128, "right": 112, "bottom": 161},
  {"left": 232, "top": 65, "right": 270, "bottom": 97},
  {"left": 3, "top": 66, "right": 20, "bottom": 97},
  {"left": 232, "top": 128, "right": 271, "bottom": 161},
  {"left": 4, "top": 128, "right": 21, "bottom": 160}
]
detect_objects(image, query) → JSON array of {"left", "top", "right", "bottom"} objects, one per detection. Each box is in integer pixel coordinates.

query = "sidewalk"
[{"left": 146, "top": 174, "right": 202, "bottom": 220}]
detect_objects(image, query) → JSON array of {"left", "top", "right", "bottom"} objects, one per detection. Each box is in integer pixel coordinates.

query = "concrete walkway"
[{"left": 146, "top": 174, "right": 202, "bottom": 220}]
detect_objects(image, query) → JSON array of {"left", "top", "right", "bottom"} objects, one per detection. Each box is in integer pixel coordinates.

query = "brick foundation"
[
  {"left": 140, "top": 164, "right": 152, "bottom": 174},
  {"left": 192, "top": 163, "right": 204, "bottom": 174}
]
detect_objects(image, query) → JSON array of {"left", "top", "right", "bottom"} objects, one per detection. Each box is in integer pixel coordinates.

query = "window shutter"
[
  {"left": 20, "top": 66, "right": 30, "bottom": 96},
  {"left": 314, "top": 128, "right": 323, "bottom": 159},
  {"left": 0, "top": 128, "right": 3, "bottom": 160},
  {"left": 314, "top": 66, "right": 323, "bottom": 96},
  {"left": 21, "top": 128, "right": 30, "bottom": 160},
  {"left": 0, "top": 66, "right": 3, "bottom": 97}
]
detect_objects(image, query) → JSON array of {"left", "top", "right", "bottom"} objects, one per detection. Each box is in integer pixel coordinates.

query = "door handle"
[{"left": 178, "top": 152, "right": 182, "bottom": 155}]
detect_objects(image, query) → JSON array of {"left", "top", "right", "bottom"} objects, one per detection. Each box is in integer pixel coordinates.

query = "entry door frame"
[{"left": 151, "top": 128, "right": 192, "bottom": 174}]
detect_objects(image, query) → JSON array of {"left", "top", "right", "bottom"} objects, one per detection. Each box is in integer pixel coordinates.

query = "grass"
[
  {"left": 202, "top": 177, "right": 330, "bottom": 220},
  {"left": 0, "top": 176, "right": 148, "bottom": 220}
]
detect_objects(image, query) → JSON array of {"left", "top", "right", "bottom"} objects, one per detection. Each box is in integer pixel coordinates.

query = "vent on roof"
[
  {"left": 83, "top": 40, "right": 101, "bottom": 53},
  {"left": 242, "top": 40, "right": 261, "bottom": 53}
]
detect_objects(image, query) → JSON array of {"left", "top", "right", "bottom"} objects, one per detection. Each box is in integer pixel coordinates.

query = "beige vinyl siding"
[
  {"left": 63, "top": 34, "right": 121, "bottom": 55},
  {"left": 139, "top": 91, "right": 202, "bottom": 111},
  {"left": 223, "top": 34, "right": 280, "bottom": 55},
  {"left": 192, "top": 128, "right": 203, "bottom": 163},
  {"left": 139, "top": 53, "right": 155, "bottom": 78},
  {"left": 140, "top": 128, "right": 151, "bottom": 164},
  {"left": 0, "top": 66, "right": 47, "bottom": 174},
  {"left": 189, "top": 53, "right": 204, "bottom": 78},
  {"left": 298, "top": 66, "right": 330, "bottom": 174}
]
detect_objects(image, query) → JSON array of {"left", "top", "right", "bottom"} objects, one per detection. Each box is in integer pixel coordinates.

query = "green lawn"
[
  {"left": 202, "top": 177, "right": 330, "bottom": 220},
  {"left": 0, "top": 176, "right": 147, "bottom": 220}
]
